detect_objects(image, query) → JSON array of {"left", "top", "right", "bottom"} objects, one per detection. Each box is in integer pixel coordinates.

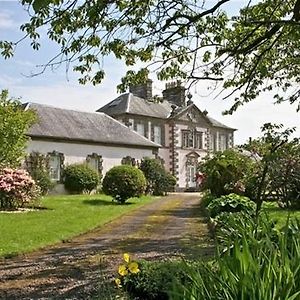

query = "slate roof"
[
  {"left": 207, "top": 116, "right": 236, "bottom": 130},
  {"left": 24, "top": 102, "right": 159, "bottom": 148},
  {"left": 97, "top": 93, "right": 236, "bottom": 130},
  {"left": 97, "top": 93, "right": 173, "bottom": 119}
]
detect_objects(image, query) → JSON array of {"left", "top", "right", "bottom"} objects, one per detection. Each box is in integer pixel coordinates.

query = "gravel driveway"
[{"left": 0, "top": 193, "right": 213, "bottom": 299}]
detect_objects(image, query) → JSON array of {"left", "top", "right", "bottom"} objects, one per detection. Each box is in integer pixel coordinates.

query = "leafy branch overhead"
[{"left": 1, "top": 0, "right": 300, "bottom": 112}]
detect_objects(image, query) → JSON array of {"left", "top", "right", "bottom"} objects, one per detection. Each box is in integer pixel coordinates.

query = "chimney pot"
[
  {"left": 129, "top": 79, "right": 153, "bottom": 100},
  {"left": 163, "top": 81, "right": 186, "bottom": 107}
]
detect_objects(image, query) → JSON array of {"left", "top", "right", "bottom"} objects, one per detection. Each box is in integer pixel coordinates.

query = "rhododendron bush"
[{"left": 0, "top": 168, "right": 40, "bottom": 210}]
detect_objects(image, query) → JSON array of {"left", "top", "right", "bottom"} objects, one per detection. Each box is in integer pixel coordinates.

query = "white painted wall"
[
  {"left": 158, "top": 148, "right": 170, "bottom": 171},
  {"left": 27, "top": 140, "right": 155, "bottom": 175}
]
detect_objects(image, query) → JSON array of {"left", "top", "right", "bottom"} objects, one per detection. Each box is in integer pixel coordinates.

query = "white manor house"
[{"left": 25, "top": 80, "right": 235, "bottom": 191}]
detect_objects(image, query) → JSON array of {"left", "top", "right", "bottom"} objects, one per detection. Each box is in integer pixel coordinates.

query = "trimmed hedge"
[
  {"left": 64, "top": 163, "right": 100, "bottom": 193},
  {"left": 102, "top": 165, "right": 146, "bottom": 203}
]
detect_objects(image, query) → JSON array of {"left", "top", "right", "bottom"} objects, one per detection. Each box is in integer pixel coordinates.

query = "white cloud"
[
  {"left": 14, "top": 59, "right": 36, "bottom": 67},
  {"left": 0, "top": 74, "right": 23, "bottom": 87},
  {"left": 194, "top": 94, "right": 300, "bottom": 145},
  {"left": 0, "top": 10, "right": 16, "bottom": 29},
  {"left": 5, "top": 79, "right": 120, "bottom": 112}
]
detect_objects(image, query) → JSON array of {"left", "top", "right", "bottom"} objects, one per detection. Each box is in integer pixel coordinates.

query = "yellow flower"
[
  {"left": 128, "top": 261, "right": 140, "bottom": 274},
  {"left": 118, "top": 264, "right": 128, "bottom": 276},
  {"left": 114, "top": 278, "right": 122, "bottom": 288},
  {"left": 123, "top": 253, "right": 130, "bottom": 263}
]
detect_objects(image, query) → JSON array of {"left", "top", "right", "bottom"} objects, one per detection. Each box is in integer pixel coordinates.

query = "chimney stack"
[
  {"left": 162, "top": 80, "right": 186, "bottom": 107},
  {"left": 129, "top": 79, "right": 153, "bottom": 100}
]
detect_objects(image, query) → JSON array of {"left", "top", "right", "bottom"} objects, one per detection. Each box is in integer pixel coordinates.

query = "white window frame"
[
  {"left": 49, "top": 154, "right": 61, "bottom": 181},
  {"left": 219, "top": 134, "right": 227, "bottom": 151},
  {"left": 182, "top": 130, "right": 203, "bottom": 149},
  {"left": 153, "top": 125, "right": 162, "bottom": 144},
  {"left": 195, "top": 132, "right": 203, "bottom": 149},
  {"left": 182, "top": 131, "right": 189, "bottom": 148},
  {"left": 136, "top": 123, "right": 145, "bottom": 136}
]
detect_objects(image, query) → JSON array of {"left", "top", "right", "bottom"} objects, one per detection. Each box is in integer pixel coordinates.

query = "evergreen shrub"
[
  {"left": 64, "top": 163, "right": 100, "bottom": 193},
  {"left": 102, "top": 165, "right": 146, "bottom": 203}
]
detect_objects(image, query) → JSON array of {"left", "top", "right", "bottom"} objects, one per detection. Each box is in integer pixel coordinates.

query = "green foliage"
[
  {"left": 31, "top": 169, "right": 54, "bottom": 196},
  {"left": 0, "top": 194, "right": 156, "bottom": 257},
  {"left": 0, "top": 90, "right": 36, "bottom": 167},
  {"left": 102, "top": 165, "right": 146, "bottom": 203},
  {"left": 199, "top": 192, "right": 216, "bottom": 210},
  {"left": 3, "top": 1, "right": 300, "bottom": 111},
  {"left": 152, "top": 172, "right": 176, "bottom": 196},
  {"left": 221, "top": 0, "right": 300, "bottom": 113},
  {"left": 123, "top": 260, "right": 189, "bottom": 300},
  {"left": 243, "top": 123, "right": 299, "bottom": 211},
  {"left": 164, "top": 173, "right": 177, "bottom": 192},
  {"left": 25, "top": 152, "right": 54, "bottom": 195},
  {"left": 170, "top": 216, "right": 300, "bottom": 300},
  {"left": 139, "top": 158, "right": 175, "bottom": 196},
  {"left": 269, "top": 141, "right": 300, "bottom": 208},
  {"left": 64, "top": 163, "right": 100, "bottom": 194},
  {"left": 207, "top": 193, "right": 255, "bottom": 219},
  {"left": 199, "top": 149, "right": 254, "bottom": 197}
]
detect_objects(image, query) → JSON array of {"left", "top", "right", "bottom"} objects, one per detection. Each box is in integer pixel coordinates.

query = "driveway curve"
[{"left": 0, "top": 193, "right": 213, "bottom": 299}]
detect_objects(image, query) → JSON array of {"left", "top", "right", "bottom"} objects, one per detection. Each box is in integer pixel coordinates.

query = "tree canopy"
[
  {"left": 1, "top": 0, "right": 300, "bottom": 113},
  {"left": 0, "top": 90, "right": 36, "bottom": 167}
]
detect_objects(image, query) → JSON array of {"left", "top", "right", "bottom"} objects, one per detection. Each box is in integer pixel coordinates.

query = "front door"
[{"left": 187, "top": 165, "right": 197, "bottom": 188}]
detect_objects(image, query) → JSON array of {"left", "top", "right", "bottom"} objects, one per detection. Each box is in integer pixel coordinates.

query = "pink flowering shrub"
[{"left": 0, "top": 168, "right": 40, "bottom": 210}]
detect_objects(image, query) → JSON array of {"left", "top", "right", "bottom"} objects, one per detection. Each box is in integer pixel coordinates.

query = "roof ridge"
[
  {"left": 126, "top": 93, "right": 131, "bottom": 113},
  {"left": 25, "top": 101, "right": 105, "bottom": 116}
]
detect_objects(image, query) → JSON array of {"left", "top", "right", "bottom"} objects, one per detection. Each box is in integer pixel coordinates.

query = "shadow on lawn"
[
  {"left": 82, "top": 199, "right": 115, "bottom": 206},
  {"left": 82, "top": 199, "right": 134, "bottom": 206},
  {"left": 0, "top": 194, "right": 212, "bottom": 299}
]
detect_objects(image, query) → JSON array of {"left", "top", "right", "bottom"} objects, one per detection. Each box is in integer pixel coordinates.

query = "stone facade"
[{"left": 98, "top": 81, "right": 236, "bottom": 191}]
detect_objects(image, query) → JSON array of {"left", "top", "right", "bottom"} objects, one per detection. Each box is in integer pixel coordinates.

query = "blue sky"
[{"left": 0, "top": 0, "right": 299, "bottom": 144}]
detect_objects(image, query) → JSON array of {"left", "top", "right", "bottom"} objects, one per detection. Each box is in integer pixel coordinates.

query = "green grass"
[
  {"left": 262, "top": 202, "right": 300, "bottom": 227},
  {"left": 0, "top": 194, "right": 157, "bottom": 258}
]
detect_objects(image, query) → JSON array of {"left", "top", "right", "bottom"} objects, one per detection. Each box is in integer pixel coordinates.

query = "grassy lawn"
[
  {"left": 0, "top": 194, "right": 157, "bottom": 258},
  {"left": 262, "top": 202, "right": 300, "bottom": 227}
]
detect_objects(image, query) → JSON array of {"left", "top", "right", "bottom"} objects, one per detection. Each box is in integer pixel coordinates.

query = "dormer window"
[{"left": 136, "top": 123, "right": 145, "bottom": 136}]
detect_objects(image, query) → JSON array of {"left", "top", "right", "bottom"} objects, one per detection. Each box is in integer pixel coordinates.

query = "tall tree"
[
  {"left": 0, "top": 90, "right": 36, "bottom": 167},
  {"left": 244, "top": 123, "right": 297, "bottom": 213},
  {"left": 1, "top": 0, "right": 300, "bottom": 112}
]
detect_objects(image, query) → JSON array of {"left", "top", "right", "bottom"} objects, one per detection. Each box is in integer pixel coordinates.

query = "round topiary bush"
[
  {"left": 64, "top": 163, "right": 100, "bottom": 194},
  {"left": 102, "top": 165, "right": 146, "bottom": 203}
]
